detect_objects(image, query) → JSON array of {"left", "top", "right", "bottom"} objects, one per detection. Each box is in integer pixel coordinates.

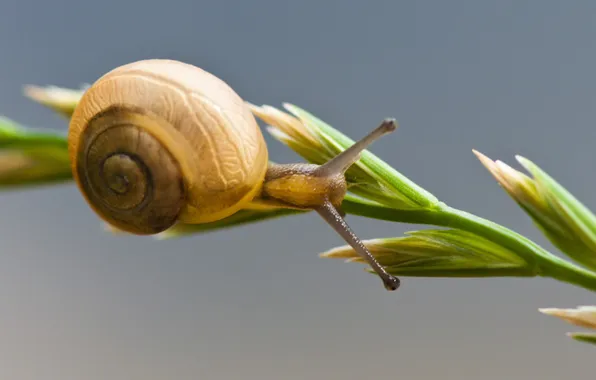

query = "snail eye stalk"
[
  {"left": 316, "top": 200, "right": 400, "bottom": 291},
  {"left": 315, "top": 119, "right": 397, "bottom": 177},
  {"left": 315, "top": 119, "right": 400, "bottom": 291}
]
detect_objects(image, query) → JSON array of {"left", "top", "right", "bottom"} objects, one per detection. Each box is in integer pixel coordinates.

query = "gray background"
[{"left": 0, "top": 1, "right": 594, "bottom": 379}]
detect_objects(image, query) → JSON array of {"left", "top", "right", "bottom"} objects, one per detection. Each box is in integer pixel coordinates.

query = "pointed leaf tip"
[
  {"left": 321, "top": 228, "right": 534, "bottom": 278},
  {"left": 567, "top": 332, "right": 596, "bottom": 346},
  {"left": 539, "top": 305, "right": 596, "bottom": 329}
]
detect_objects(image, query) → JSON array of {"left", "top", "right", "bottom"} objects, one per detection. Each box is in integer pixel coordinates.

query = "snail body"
[{"left": 68, "top": 59, "right": 400, "bottom": 291}]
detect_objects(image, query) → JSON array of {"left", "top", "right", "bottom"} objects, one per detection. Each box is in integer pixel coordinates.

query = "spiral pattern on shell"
[
  {"left": 76, "top": 106, "right": 186, "bottom": 234},
  {"left": 67, "top": 59, "right": 269, "bottom": 234}
]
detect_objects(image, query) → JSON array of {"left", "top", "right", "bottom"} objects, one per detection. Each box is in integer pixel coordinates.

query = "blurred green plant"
[
  {"left": 2, "top": 84, "right": 595, "bottom": 345},
  {"left": 540, "top": 306, "right": 596, "bottom": 346},
  {"left": 0, "top": 117, "right": 70, "bottom": 187}
]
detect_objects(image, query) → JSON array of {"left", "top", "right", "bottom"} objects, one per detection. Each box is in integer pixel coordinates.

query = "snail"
[{"left": 68, "top": 59, "right": 400, "bottom": 291}]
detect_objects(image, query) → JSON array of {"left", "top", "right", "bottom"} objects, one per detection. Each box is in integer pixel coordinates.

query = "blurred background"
[{"left": 1, "top": 1, "right": 595, "bottom": 379}]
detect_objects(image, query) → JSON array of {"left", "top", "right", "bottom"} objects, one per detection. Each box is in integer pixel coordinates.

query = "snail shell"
[{"left": 68, "top": 59, "right": 268, "bottom": 235}]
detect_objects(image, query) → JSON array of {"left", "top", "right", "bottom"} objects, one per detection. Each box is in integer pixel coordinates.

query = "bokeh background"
[{"left": 1, "top": 1, "right": 595, "bottom": 379}]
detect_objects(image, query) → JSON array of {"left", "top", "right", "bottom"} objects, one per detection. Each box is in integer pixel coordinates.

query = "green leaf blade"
[
  {"left": 517, "top": 156, "right": 596, "bottom": 272},
  {"left": 321, "top": 228, "right": 536, "bottom": 279},
  {"left": 0, "top": 117, "right": 72, "bottom": 189},
  {"left": 283, "top": 103, "right": 440, "bottom": 210},
  {"left": 568, "top": 333, "right": 596, "bottom": 346},
  {"left": 155, "top": 208, "right": 305, "bottom": 239}
]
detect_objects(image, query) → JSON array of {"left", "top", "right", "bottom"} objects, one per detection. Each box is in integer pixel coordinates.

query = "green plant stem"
[{"left": 343, "top": 197, "right": 596, "bottom": 292}]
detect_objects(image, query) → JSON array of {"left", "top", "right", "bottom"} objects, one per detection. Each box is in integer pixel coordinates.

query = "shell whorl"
[
  {"left": 76, "top": 106, "right": 186, "bottom": 234},
  {"left": 68, "top": 59, "right": 269, "bottom": 233}
]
